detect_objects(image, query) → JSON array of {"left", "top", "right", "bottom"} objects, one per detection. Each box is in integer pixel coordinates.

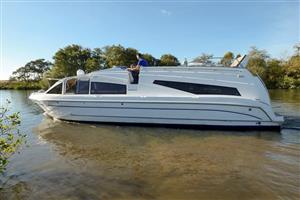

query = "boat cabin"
[{"left": 45, "top": 65, "right": 270, "bottom": 104}]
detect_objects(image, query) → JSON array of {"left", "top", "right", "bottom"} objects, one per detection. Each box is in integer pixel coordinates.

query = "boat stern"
[{"left": 273, "top": 114, "right": 284, "bottom": 125}]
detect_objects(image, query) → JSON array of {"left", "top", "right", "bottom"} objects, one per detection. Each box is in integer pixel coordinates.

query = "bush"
[
  {"left": 0, "top": 100, "right": 26, "bottom": 173},
  {"left": 0, "top": 81, "right": 42, "bottom": 90},
  {"left": 246, "top": 47, "right": 300, "bottom": 89}
]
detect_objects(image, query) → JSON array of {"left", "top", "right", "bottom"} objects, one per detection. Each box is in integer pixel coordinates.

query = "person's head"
[{"left": 136, "top": 53, "right": 142, "bottom": 60}]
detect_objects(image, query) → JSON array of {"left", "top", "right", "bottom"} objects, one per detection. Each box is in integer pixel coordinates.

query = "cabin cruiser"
[{"left": 29, "top": 56, "right": 284, "bottom": 130}]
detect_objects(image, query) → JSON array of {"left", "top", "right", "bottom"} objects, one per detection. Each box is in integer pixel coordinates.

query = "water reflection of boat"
[{"left": 29, "top": 57, "right": 283, "bottom": 130}]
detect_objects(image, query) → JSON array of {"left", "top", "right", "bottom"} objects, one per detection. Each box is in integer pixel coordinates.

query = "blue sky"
[{"left": 0, "top": 0, "right": 299, "bottom": 79}]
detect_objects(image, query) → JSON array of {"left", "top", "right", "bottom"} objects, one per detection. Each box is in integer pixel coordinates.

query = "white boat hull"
[{"left": 35, "top": 98, "right": 283, "bottom": 129}]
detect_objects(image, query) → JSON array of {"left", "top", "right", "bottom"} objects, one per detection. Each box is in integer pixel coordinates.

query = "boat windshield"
[
  {"left": 63, "top": 78, "right": 127, "bottom": 95},
  {"left": 46, "top": 82, "right": 63, "bottom": 94}
]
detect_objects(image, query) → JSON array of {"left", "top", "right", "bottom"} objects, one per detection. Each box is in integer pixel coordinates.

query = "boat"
[{"left": 29, "top": 56, "right": 284, "bottom": 130}]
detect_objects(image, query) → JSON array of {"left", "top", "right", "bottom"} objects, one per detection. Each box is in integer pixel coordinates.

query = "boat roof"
[
  {"left": 94, "top": 65, "right": 243, "bottom": 71},
  {"left": 88, "top": 66, "right": 247, "bottom": 77}
]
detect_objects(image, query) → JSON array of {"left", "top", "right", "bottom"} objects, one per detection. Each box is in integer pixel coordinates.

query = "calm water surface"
[{"left": 0, "top": 90, "right": 299, "bottom": 200}]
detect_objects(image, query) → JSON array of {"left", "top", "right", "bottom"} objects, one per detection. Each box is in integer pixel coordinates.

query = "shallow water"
[{"left": 0, "top": 90, "right": 299, "bottom": 200}]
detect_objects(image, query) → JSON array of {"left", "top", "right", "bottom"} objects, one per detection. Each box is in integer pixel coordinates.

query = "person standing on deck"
[{"left": 128, "top": 53, "right": 149, "bottom": 84}]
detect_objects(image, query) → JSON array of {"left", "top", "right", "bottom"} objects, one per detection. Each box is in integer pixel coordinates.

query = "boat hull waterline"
[{"left": 30, "top": 98, "right": 284, "bottom": 130}]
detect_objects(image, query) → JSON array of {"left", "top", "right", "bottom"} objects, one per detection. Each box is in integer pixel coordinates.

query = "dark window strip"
[
  {"left": 91, "top": 82, "right": 127, "bottom": 94},
  {"left": 153, "top": 80, "right": 241, "bottom": 96}
]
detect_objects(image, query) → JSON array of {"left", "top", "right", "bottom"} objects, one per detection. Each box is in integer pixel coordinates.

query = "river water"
[{"left": 0, "top": 90, "right": 299, "bottom": 200}]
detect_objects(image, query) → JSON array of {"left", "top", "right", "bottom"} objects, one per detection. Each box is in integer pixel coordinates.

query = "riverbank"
[{"left": 0, "top": 80, "right": 42, "bottom": 90}]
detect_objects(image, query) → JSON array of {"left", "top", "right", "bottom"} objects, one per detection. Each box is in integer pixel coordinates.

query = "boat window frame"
[
  {"left": 63, "top": 77, "right": 91, "bottom": 95},
  {"left": 153, "top": 80, "right": 241, "bottom": 96},
  {"left": 46, "top": 81, "right": 63, "bottom": 95},
  {"left": 90, "top": 81, "right": 127, "bottom": 95},
  {"left": 76, "top": 79, "right": 90, "bottom": 94},
  {"left": 65, "top": 78, "right": 77, "bottom": 94}
]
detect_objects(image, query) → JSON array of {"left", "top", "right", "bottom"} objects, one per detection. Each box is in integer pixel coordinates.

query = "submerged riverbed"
[{"left": 0, "top": 90, "right": 299, "bottom": 200}]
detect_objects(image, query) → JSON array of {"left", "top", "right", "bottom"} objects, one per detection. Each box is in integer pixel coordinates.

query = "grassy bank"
[{"left": 0, "top": 80, "right": 42, "bottom": 90}]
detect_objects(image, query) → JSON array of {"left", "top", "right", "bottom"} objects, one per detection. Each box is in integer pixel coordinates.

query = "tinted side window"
[
  {"left": 153, "top": 80, "right": 240, "bottom": 96},
  {"left": 76, "top": 80, "right": 90, "bottom": 94},
  {"left": 66, "top": 78, "right": 77, "bottom": 94},
  {"left": 47, "top": 83, "right": 62, "bottom": 94},
  {"left": 91, "top": 82, "right": 126, "bottom": 94}
]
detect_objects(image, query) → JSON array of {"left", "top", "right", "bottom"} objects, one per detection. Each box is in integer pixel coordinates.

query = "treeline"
[
  {"left": 4, "top": 43, "right": 300, "bottom": 90},
  {"left": 246, "top": 46, "right": 300, "bottom": 89},
  {"left": 9, "top": 44, "right": 180, "bottom": 81}
]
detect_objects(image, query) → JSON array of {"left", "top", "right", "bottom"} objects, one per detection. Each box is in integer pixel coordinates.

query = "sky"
[{"left": 0, "top": 0, "right": 299, "bottom": 80}]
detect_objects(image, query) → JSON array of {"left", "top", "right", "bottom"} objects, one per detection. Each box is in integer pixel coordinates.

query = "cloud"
[{"left": 160, "top": 9, "right": 172, "bottom": 16}]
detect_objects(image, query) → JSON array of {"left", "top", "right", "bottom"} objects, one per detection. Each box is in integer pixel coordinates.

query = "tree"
[
  {"left": 264, "top": 59, "right": 285, "bottom": 89},
  {"left": 248, "top": 46, "right": 269, "bottom": 60},
  {"left": 244, "top": 45, "right": 300, "bottom": 89},
  {"left": 0, "top": 100, "right": 26, "bottom": 173},
  {"left": 159, "top": 54, "right": 180, "bottom": 66},
  {"left": 286, "top": 55, "right": 300, "bottom": 78},
  {"left": 293, "top": 43, "right": 300, "bottom": 56},
  {"left": 10, "top": 66, "right": 31, "bottom": 82},
  {"left": 103, "top": 45, "right": 138, "bottom": 67},
  {"left": 50, "top": 44, "right": 105, "bottom": 78},
  {"left": 193, "top": 53, "right": 214, "bottom": 65},
  {"left": 26, "top": 59, "right": 52, "bottom": 80},
  {"left": 283, "top": 54, "right": 300, "bottom": 88},
  {"left": 246, "top": 47, "right": 269, "bottom": 80},
  {"left": 221, "top": 52, "right": 234, "bottom": 67},
  {"left": 30, "top": 59, "right": 51, "bottom": 79},
  {"left": 85, "top": 48, "right": 106, "bottom": 73},
  {"left": 10, "top": 59, "right": 51, "bottom": 81}
]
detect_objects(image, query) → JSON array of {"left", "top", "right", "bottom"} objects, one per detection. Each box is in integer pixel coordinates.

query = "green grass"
[{"left": 0, "top": 81, "right": 42, "bottom": 90}]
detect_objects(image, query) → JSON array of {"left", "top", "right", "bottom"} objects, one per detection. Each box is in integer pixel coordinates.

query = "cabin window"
[
  {"left": 91, "top": 82, "right": 126, "bottom": 94},
  {"left": 153, "top": 80, "right": 241, "bottom": 96},
  {"left": 76, "top": 80, "right": 90, "bottom": 94},
  {"left": 66, "top": 78, "right": 77, "bottom": 94},
  {"left": 47, "top": 83, "right": 62, "bottom": 94}
]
